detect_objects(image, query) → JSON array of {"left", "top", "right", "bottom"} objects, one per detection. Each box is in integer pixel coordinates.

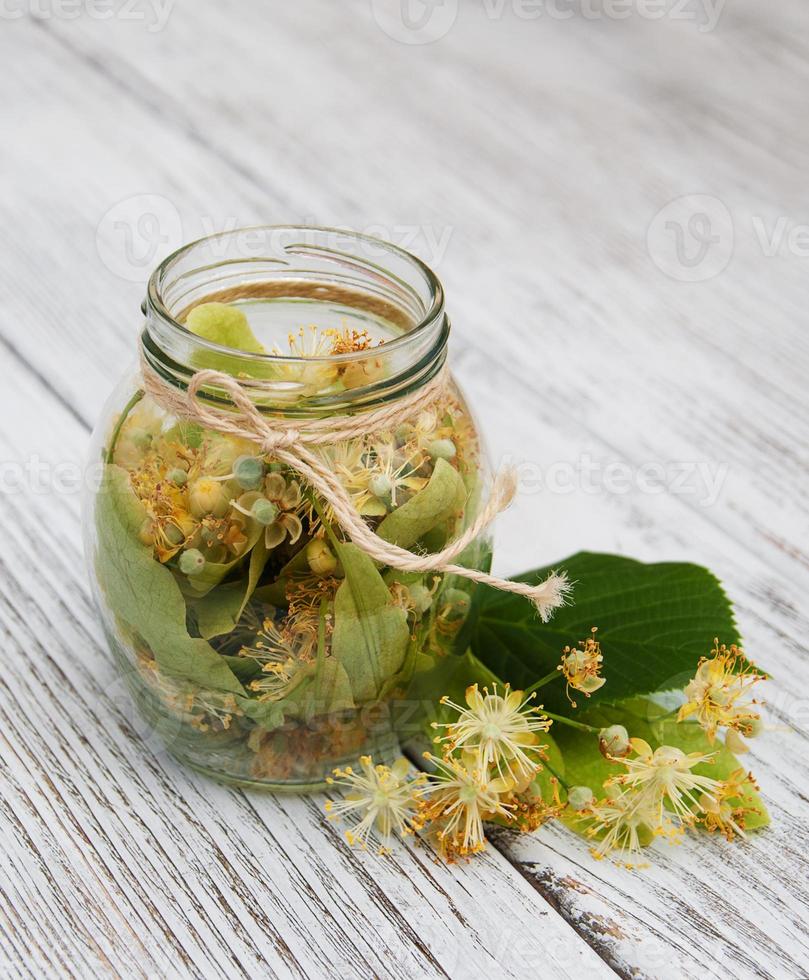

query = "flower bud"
[
  {"left": 179, "top": 548, "right": 206, "bottom": 576},
  {"left": 599, "top": 724, "right": 630, "bottom": 758},
  {"left": 306, "top": 538, "right": 338, "bottom": 576},
  {"left": 407, "top": 583, "right": 434, "bottom": 615},
  {"left": 138, "top": 519, "right": 155, "bottom": 547},
  {"left": 426, "top": 438, "right": 456, "bottom": 461},
  {"left": 234, "top": 455, "right": 265, "bottom": 491},
  {"left": 251, "top": 498, "right": 279, "bottom": 526},
  {"left": 167, "top": 467, "right": 187, "bottom": 486},
  {"left": 189, "top": 478, "right": 228, "bottom": 518},
  {"left": 567, "top": 786, "right": 595, "bottom": 812},
  {"left": 369, "top": 474, "right": 392, "bottom": 500}
]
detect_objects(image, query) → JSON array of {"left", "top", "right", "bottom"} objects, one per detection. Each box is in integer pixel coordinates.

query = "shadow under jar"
[{"left": 85, "top": 226, "right": 492, "bottom": 791}]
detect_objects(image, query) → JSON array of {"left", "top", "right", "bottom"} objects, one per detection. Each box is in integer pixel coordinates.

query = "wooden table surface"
[{"left": 2, "top": 2, "right": 808, "bottom": 977}]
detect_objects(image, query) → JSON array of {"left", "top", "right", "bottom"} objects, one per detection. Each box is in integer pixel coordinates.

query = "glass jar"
[{"left": 85, "top": 226, "right": 492, "bottom": 790}]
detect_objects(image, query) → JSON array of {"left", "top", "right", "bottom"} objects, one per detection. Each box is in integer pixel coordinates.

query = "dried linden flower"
[
  {"left": 306, "top": 538, "right": 338, "bottom": 576},
  {"left": 189, "top": 477, "right": 229, "bottom": 518}
]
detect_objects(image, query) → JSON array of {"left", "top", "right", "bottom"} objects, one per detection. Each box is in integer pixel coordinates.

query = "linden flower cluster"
[
  {"left": 325, "top": 684, "right": 562, "bottom": 860},
  {"left": 570, "top": 734, "right": 761, "bottom": 868},
  {"left": 566, "top": 638, "right": 767, "bottom": 868},
  {"left": 678, "top": 638, "right": 766, "bottom": 750}
]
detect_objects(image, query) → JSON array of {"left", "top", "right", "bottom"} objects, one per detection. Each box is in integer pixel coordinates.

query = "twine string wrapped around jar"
[{"left": 140, "top": 356, "right": 570, "bottom": 621}]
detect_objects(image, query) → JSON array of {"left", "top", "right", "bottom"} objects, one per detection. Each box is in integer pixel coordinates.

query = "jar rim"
[{"left": 144, "top": 224, "right": 446, "bottom": 365}]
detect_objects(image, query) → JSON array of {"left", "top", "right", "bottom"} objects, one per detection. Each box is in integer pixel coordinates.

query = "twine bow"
[{"left": 140, "top": 359, "right": 569, "bottom": 620}]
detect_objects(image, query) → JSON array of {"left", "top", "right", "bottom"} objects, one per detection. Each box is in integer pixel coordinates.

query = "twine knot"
[
  {"left": 261, "top": 430, "right": 300, "bottom": 453},
  {"left": 139, "top": 356, "right": 569, "bottom": 620}
]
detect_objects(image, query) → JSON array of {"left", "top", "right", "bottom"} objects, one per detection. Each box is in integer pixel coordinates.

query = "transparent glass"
[{"left": 85, "top": 227, "right": 491, "bottom": 790}]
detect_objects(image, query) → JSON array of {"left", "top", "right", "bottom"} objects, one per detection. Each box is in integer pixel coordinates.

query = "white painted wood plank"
[
  {"left": 0, "top": 351, "right": 612, "bottom": 978},
  {"left": 1, "top": 1, "right": 808, "bottom": 976}
]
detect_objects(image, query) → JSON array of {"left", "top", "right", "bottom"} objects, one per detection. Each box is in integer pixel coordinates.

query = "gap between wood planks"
[{"left": 0, "top": 349, "right": 615, "bottom": 977}]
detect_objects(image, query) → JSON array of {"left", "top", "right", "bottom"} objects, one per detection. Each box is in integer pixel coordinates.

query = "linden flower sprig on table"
[
  {"left": 325, "top": 757, "right": 425, "bottom": 854},
  {"left": 324, "top": 634, "right": 769, "bottom": 867},
  {"left": 569, "top": 734, "right": 762, "bottom": 868},
  {"left": 567, "top": 638, "right": 768, "bottom": 868},
  {"left": 324, "top": 683, "right": 562, "bottom": 861}
]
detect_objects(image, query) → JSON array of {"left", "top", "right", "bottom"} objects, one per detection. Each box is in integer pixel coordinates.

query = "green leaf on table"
[
  {"left": 332, "top": 543, "right": 410, "bottom": 702},
  {"left": 377, "top": 458, "right": 466, "bottom": 549},
  {"left": 95, "top": 465, "right": 244, "bottom": 695},
  {"left": 471, "top": 551, "right": 739, "bottom": 713}
]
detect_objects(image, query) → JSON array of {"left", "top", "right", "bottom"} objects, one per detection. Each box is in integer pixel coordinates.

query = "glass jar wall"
[{"left": 85, "top": 227, "right": 491, "bottom": 790}]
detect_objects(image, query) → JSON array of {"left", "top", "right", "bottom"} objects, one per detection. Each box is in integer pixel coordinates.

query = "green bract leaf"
[
  {"left": 376, "top": 458, "right": 466, "bottom": 549},
  {"left": 95, "top": 465, "right": 244, "bottom": 695},
  {"left": 332, "top": 543, "right": 410, "bottom": 702},
  {"left": 186, "top": 302, "right": 266, "bottom": 353},
  {"left": 253, "top": 543, "right": 311, "bottom": 607},
  {"left": 472, "top": 551, "right": 739, "bottom": 713},
  {"left": 193, "top": 583, "right": 245, "bottom": 639}
]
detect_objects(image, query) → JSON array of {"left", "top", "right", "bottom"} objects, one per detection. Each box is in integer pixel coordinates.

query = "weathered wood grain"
[
  {"left": 0, "top": 356, "right": 611, "bottom": 977},
  {"left": 1, "top": 1, "right": 808, "bottom": 977}
]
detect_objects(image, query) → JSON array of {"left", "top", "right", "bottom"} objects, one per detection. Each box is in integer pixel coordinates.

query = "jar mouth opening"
[{"left": 145, "top": 224, "right": 445, "bottom": 365}]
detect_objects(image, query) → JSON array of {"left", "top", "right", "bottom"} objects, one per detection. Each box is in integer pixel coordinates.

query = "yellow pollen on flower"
[
  {"left": 677, "top": 638, "right": 765, "bottom": 742},
  {"left": 580, "top": 791, "right": 656, "bottom": 869},
  {"left": 324, "top": 756, "right": 422, "bottom": 853},
  {"left": 698, "top": 768, "right": 760, "bottom": 841},
  {"left": 606, "top": 738, "right": 721, "bottom": 827},
  {"left": 432, "top": 683, "right": 551, "bottom": 780},
  {"left": 417, "top": 753, "right": 515, "bottom": 861},
  {"left": 558, "top": 627, "right": 605, "bottom": 706}
]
